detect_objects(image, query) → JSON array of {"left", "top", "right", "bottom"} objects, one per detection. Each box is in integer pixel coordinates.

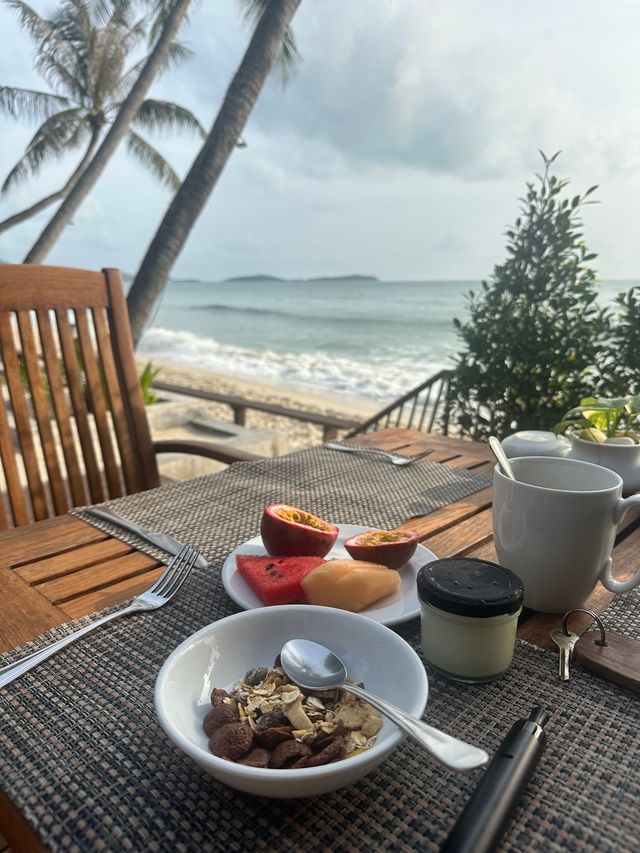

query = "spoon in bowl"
[
  {"left": 489, "top": 436, "right": 516, "bottom": 480},
  {"left": 280, "top": 639, "right": 489, "bottom": 772}
]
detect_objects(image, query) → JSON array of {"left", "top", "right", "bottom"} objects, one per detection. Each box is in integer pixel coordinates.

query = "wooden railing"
[
  {"left": 344, "top": 369, "right": 453, "bottom": 438},
  {"left": 151, "top": 380, "right": 362, "bottom": 442}
]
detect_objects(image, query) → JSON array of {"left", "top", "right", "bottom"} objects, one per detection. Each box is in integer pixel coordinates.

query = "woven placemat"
[
  {"left": 1, "top": 448, "right": 638, "bottom": 853},
  {"left": 68, "top": 446, "right": 492, "bottom": 563},
  {"left": 599, "top": 584, "right": 640, "bottom": 640}
]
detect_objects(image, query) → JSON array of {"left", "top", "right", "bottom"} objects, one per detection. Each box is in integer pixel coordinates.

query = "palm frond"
[
  {"left": 34, "top": 50, "right": 87, "bottom": 101},
  {"left": 0, "top": 86, "right": 74, "bottom": 121},
  {"left": 237, "top": 0, "right": 299, "bottom": 85},
  {"left": 4, "top": 0, "right": 57, "bottom": 45},
  {"left": 2, "top": 108, "right": 85, "bottom": 194},
  {"left": 26, "top": 108, "right": 86, "bottom": 153},
  {"left": 148, "top": 0, "right": 191, "bottom": 47},
  {"left": 112, "top": 55, "right": 147, "bottom": 99},
  {"left": 277, "top": 28, "right": 299, "bottom": 86},
  {"left": 89, "top": 11, "right": 144, "bottom": 102},
  {"left": 49, "top": 1, "right": 101, "bottom": 97},
  {"left": 132, "top": 99, "right": 205, "bottom": 138},
  {"left": 159, "top": 39, "right": 194, "bottom": 69},
  {"left": 122, "top": 14, "right": 148, "bottom": 50},
  {"left": 113, "top": 40, "right": 193, "bottom": 100},
  {"left": 93, "top": 0, "right": 132, "bottom": 26},
  {"left": 51, "top": 0, "right": 93, "bottom": 47},
  {"left": 63, "top": 116, "right": 93, "bottom": 150},
  {"left": 126, "top": 130, "right": 180, "bottom": 190}
]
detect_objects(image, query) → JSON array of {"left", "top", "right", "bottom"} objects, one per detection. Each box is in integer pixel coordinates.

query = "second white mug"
[{"left": 492, "top": 456, "right": 640, "bottom": 613}]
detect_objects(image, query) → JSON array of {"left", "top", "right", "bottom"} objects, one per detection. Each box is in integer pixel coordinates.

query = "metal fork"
[
  {"left": 0, "top": 545, "right": 200, "bottom": 689},
  {"left": 324, "top": 442, "right": 431, "bottom": 466}
]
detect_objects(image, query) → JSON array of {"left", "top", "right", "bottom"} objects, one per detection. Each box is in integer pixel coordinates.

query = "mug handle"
[{"left": 600, "top": 495, "right": 640, "bottom": 594}]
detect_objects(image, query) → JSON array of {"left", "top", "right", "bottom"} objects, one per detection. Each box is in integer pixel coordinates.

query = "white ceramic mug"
[{"left": 492, "top": 456, "right": 640, "bottom": 613}]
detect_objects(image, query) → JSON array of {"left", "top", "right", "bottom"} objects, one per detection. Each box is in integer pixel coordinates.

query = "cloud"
[
  {"left": 247, "top": 0, "right": 640, "bottom": 184},
  {"left": 1, "top": 0, "right": 639, "bottom": 278}
]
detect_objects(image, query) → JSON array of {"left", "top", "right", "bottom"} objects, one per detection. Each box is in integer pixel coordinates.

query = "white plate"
[{"left": 221, "top": 523, "right": 436, "bottom": 626}]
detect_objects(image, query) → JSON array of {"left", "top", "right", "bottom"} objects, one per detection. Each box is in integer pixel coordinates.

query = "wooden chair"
[{"left": 0, "top": 265, "right": 262, "bottom": 530}]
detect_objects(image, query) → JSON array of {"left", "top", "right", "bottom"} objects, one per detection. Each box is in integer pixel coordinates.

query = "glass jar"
[{"left": 417, "top": 557, "right": 524, "bottom": 682}]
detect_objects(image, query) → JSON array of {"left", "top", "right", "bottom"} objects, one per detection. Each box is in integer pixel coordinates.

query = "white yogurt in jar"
[{"left": 417, "top": 558, "right": 524, "bottom": 682}]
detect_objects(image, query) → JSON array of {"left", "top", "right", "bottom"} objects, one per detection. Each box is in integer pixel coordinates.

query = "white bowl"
[
  {"left": 501, "top": 430, "right": 571, "bottom": 459},
  {"left": 155, "top": 605, "right": 429, "bottom": 798}
]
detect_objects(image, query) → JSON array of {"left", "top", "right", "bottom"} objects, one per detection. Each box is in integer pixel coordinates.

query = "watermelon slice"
[{"left": 236, "top": 555, "right": 327, "bottom": 606}]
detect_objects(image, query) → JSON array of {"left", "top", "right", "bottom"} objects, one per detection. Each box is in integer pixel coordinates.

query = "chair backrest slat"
[
  {"left": 56, "top": 308, "right": 106, "bottom": 504},
  {"left": 36, "top": 309, "right": 87, "bottom": 507},
  {"left": 0, "top": 313, "right": 49, "bottom": 520},
  {"left": 92, "top": 306, "right": 145, "bottom": 495},
  {"left": 0, "top": 384, "right": 28, "bottom": 526},
  {"left": 0, "top": 265, "right": 159, "bottom": 529},
  {"left": 16, "top": 310, "right": 69, "bottom": 516},
  {"left": 103, "top": 268, "right": 158, "bottom": 490},
  {"left": 74, "top": 308, "right": 124, "bottom": 498}
]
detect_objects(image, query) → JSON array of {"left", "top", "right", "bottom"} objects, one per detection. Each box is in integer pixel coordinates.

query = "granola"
[{"left": 204, "top": 664, "right": 382, "bottom": 769}]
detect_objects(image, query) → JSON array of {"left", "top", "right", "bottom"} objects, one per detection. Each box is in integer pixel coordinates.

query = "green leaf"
[{"left": 554, "top": 417, "right": 594, "bottom": 435}]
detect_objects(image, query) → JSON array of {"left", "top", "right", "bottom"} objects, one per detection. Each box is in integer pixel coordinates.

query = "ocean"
[{"left": 137, "top": 278, "right": 635, "bottom": 407}]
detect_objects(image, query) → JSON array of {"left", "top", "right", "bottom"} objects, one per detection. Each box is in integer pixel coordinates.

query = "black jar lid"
[{"left": 417, "top": 557, "right": 524, "bottom": 618}]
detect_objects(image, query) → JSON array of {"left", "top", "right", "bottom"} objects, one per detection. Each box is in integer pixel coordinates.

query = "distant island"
[{"left": 222, "top": 274, "right": 379, "bottom": 283}]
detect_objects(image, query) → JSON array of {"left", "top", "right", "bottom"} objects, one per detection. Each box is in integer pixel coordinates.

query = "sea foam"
[{"left": 138, "top": 327, "right": 452, "bottom": 404}]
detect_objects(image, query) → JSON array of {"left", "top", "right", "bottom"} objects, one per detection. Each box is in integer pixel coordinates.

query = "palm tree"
[
  {"left": 127, "top": 0, "right": 303, "bottom": 347},
  {"left": 0, "top": 0, "right": 203, "bottom": 237},
  {"left": 22, "top": 0, "right": 192, "bottom": 262}
]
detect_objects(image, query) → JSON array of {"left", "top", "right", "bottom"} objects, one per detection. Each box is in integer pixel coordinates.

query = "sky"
[{"left": 1, "top": 0, "right": 639, "bottom": 282}]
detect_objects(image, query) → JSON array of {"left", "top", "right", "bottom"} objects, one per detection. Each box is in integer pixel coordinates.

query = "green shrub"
[
  {"left": 447, "top": 152, "right": 611, "bottom": 440},
  {"left": 603, "top": 286, "right": 640, "bottom": 396}
]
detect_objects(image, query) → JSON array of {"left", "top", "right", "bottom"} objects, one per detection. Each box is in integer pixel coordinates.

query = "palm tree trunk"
[
  {"left": 0, "top": 127, "right": 101, "bottom": 236},
  {"left": 127, "top": 0, "right": 303, "bottom": 347},
  {"left": 23, "top": 0, "right": 191, "bottom": 264}
]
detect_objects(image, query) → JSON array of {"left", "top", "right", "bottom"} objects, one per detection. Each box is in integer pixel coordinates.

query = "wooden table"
[{"left": 1, "top": 429, "right": 638, "bottom": 852}]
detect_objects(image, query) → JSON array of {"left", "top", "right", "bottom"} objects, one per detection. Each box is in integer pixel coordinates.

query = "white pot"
[{"left": 568, "top": 435, "right": 640, "bottom": 496}]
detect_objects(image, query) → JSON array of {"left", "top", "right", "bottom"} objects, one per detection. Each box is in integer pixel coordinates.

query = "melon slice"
[
  {"left": 236, "top": 555, "right": 326, "bottom": 606},
  {"left": 301, "top": 559, "right": 401, "bottom": 612}
]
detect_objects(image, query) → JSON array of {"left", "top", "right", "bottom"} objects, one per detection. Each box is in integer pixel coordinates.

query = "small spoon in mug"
[
  {"left": 489, "top": 436, "right": 516, "bottom": 480},
  {"left": 280, "top": 639, "right": 489, "bottom": 772}
]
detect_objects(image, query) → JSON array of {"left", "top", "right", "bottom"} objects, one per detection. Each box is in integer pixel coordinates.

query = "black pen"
[{"left": 441, "top": 707, "right": 549, "bottom": 853}]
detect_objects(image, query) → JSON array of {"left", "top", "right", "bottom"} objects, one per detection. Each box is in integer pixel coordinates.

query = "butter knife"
[{"left": 85, "top": 506, "right": 208, "bottom": 569}]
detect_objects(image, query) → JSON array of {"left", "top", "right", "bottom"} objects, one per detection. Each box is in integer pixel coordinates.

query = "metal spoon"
[
  {"left": 280, "top": 639, "right": 489, "bottom": 772},
  {"left": 488, "top": 436, "right": 516, "bottom": 480}
]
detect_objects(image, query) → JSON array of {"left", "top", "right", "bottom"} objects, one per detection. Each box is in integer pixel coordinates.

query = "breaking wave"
[{"left": 138, "top": 327, "right": 453, "bottom": 404}]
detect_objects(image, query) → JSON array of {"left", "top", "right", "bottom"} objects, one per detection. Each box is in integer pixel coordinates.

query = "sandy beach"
[{"left": 146, "top": 361, "right": 378, "bottom": 452}]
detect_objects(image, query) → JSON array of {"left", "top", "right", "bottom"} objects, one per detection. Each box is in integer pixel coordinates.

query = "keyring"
[{"left": 561, "top": 608, "right": 607, "bottom": 647}]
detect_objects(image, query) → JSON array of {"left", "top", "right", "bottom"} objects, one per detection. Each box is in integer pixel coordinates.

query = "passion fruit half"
[
  {"left": 260, "top": 504, "right": 339, "bottom": 557},
  {"left": 343, "top": 528, "right": 420, "bottom": 569}
]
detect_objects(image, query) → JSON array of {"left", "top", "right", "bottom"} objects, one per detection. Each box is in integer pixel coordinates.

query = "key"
[{"left": 549, "top": 628, "right": 580, "bottom": 680}]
